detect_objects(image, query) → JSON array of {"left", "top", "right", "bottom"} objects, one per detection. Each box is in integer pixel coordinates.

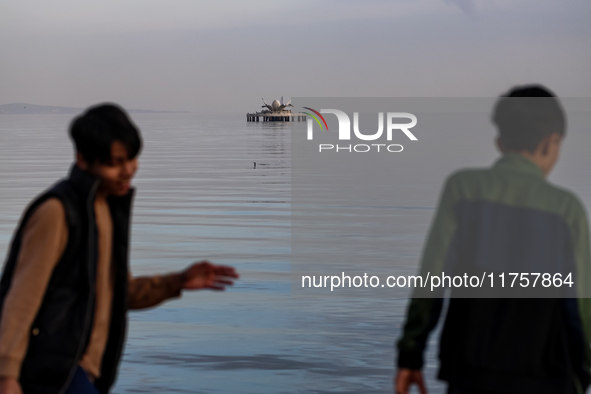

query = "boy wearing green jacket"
[{"left": 395, "top": 86, "right": 591, "bottom": 394}]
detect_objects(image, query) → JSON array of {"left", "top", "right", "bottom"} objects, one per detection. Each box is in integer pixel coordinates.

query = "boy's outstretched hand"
[{"left": 178, "top": 261, "right": 239, "bottom": 290}]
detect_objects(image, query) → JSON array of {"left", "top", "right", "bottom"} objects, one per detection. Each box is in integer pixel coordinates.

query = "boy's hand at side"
[
  {"left": 0, "top": 377, "right": 22, "bottom": 394},
  {"left": 178, "top": 261, "right": 239, "bottom": 291},
  {"left": 394, "top": 368, "right": 427, "bottom": 394}
]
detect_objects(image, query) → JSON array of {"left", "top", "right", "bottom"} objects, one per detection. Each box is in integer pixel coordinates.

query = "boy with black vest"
[
  {"left": 395, "top": 86, "right": 591, "bottom": 394},
  {"left": 0, "top": 104, "right": 239, "bottom": 394}
]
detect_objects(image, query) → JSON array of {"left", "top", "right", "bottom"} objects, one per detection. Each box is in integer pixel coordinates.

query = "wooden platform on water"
[{"left": 246, "top": 111, "right": 307, "bottom": 122}]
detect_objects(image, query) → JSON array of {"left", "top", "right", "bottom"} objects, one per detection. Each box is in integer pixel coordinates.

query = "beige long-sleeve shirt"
[{"left": 0, "top": 197, "right": 184, "bottom": 380}]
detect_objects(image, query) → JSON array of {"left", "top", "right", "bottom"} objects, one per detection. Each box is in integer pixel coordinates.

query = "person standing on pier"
[{"left": 0, "top": 104, "right": 239, "bottom": 394}]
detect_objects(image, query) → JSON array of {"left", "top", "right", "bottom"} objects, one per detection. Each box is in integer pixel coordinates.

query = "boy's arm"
[
  {"left": 0, "top": 199, "right": 68, "bottom": 379},
  {"left": 128, "top": 262, "right": 239, "bottom": 310},
  {"left": 568, "top": 199, "right": 591, "bottom": 381},
  {"left": 397, "top": 175, "right": 459, "bottom": 370},
  {"left": 397, "top": 298, "right": 444, "bottom": 369},
  {"left": 127, "top": 274, "right": 183, "bottom": 310}
]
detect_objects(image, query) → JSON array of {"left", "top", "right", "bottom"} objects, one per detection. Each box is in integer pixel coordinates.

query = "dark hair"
[
  {"left": 491, "top": 85, "right": 566, "bottom": 153},
  {"left": 69, "top": 103, "right": 142, "bottom": 164}
]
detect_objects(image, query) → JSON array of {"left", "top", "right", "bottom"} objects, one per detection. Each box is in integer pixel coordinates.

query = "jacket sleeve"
[
  {"left": 0, "top": 199, "right": 67, "bottom": 378},
  {"left": 567, "top": 197, "right": 591, "bottom": 382},
  {"left": 397, "top": 175, "right": 459, "bottom": 369},
  {"left": 128, "top": 273, "right": 183, "bottom": 310}
]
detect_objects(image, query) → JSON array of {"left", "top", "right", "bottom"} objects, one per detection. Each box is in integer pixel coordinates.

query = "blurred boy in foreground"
[
  {"left": 395, "top": 86, "right": 591, "bottom": 394},
  {"left": 0, "top": 104, "right": 239, "bottom": 394}
]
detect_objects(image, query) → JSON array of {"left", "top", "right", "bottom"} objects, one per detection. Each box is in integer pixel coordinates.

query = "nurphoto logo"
[{"left": 302, "top": 107, "right": 418, "bottom": 153}]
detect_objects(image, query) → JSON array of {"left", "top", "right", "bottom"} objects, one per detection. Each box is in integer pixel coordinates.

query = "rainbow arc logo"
[{"left": 302, "top": 107, "right": 328, "bottom": 131}]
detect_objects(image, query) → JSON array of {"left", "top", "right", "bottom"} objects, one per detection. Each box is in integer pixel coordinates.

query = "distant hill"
[{"left": 0, "top": 103, "right": 188, "bottom": 115}]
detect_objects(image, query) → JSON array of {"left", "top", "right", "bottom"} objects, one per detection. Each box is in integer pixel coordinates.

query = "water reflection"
[{"left": 0, "top": 113, "right": 440, "bottom": 393}]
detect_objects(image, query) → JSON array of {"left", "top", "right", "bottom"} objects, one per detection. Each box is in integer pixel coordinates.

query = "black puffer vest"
[{"left": 0, "top": 165, "right": 134, "bottom": 394}]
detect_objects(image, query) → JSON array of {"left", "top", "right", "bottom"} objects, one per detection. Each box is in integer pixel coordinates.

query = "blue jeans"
[{"left": 64, "top": 366, "right": 100, "bottom": 394}]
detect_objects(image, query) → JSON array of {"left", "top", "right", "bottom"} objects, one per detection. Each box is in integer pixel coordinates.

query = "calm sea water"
[{"left": 1, "top": 110, "right": 590, "bottom": 393}]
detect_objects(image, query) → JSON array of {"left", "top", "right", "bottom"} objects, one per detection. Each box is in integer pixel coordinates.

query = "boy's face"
[{"left": 78, "top": 140, "right": 139, "bottom": 197}]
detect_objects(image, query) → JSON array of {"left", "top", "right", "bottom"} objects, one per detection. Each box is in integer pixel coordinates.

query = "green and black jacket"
[{"left": 397, "top": 154, "right": 591, "bottom": 394}]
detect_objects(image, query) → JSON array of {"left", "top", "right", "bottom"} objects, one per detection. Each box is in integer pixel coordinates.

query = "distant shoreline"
[{"left": 0, "top": 103, "right": 189, "bottom": 115}]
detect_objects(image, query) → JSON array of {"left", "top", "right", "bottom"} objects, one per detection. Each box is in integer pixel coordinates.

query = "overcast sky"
[{"left": 0, "top": 0, "right": 590, "bottom": 112}]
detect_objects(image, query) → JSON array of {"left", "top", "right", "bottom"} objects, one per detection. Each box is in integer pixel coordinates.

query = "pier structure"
[
  {"left": 246, "top": 97, "right": 307, "bottom": 122},
  {"left": 246, "top": 110, "right": 307, "bottom": 122}
]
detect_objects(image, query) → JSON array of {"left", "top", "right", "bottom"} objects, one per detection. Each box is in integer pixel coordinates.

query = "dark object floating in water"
[{"left": 253, "top": 162, "right": 271, "bottom": 169}]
